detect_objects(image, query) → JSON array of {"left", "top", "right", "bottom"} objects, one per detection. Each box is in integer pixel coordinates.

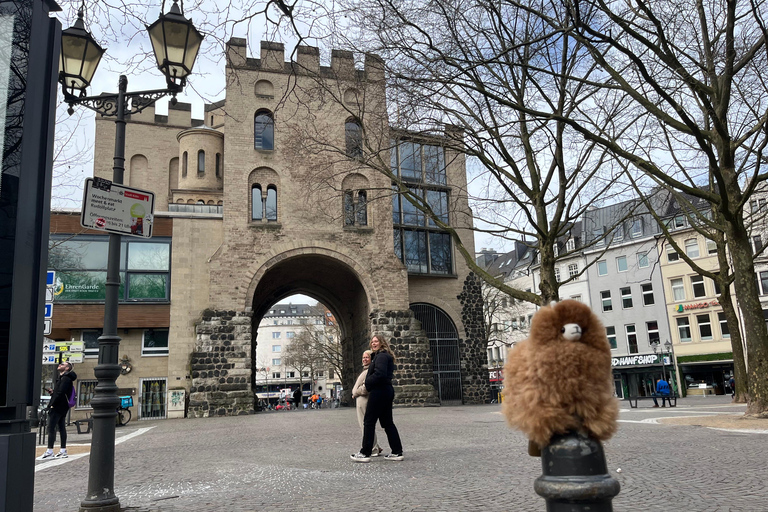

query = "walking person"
[
  {"left": 729, "top": 376, "right": 736, "bottom": 398},
  {"left": 41, "top": 362, "right": 77, "bottom": 459},
  {"left": 293, "top": 386, "right": 302, "bottom": 411},
  {"left": 352, "top": 350, "right": 382, "bottom": 457},
  {"left": 351, "top": 335, "right": 403, "bottom": 463}
]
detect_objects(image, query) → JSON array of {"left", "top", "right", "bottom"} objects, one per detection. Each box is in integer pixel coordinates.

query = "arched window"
[
  {"left": 215, "top": 153, "right": 221, "bottom": 178},
  {"left": 182, "top": 151, "right": 188, "bottom": 177},
  {"left": 197, "top": 150, "right": 205, "bottom": 175},
  {"left": 252, "top": 185, "right": 263, "bottom": 220},
  {"left": 356, "top": 190, "right": 368, "bottom": 226},
  {"left": 345, "top": 118, "right": 363, "bottom": 158},
  {"left": 266, "top": 185, "right": 277, "bottom": 221},
  {"left": 254, "top": 110, "right": 274, "bottom": 150}
]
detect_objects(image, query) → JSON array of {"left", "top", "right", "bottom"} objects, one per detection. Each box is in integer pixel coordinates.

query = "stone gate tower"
[{"left": 92, "top": 39, "right": 489, "bottom": 417}]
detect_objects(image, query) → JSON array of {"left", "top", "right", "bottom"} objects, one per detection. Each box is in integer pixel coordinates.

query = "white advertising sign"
[{"left": 80, "top": 177, "right": 155, "bottom": 238}]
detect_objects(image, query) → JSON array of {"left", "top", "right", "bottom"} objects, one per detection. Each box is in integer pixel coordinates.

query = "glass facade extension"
[
  {"left": 391, "top": 140, "right": 452, "bottom": 275},
  {"left": 48, "top": 235, "right": 171, "bottom": 302}
]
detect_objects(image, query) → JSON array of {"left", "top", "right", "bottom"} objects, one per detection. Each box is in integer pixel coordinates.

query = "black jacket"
[
  {"left": 48, "top": 370, "right": 77, "bottom": 414},
  {"left": 292, "top": 388, "right": 302, "bottom": 403},
  {"left": 364, "top": 351, "right": 394, "bottom": 392}
]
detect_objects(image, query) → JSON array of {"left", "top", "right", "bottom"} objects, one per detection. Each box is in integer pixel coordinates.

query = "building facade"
[{"left": 49, "top": 39, "right": 489, "bottom": 421}]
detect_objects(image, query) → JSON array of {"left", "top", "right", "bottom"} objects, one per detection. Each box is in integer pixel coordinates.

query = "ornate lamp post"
[
  {"left": 651, "top": 342, "right": 666, "bottom": 382},
  {"left": 59, "top": 3, "right": 202, "bottom": 511}
]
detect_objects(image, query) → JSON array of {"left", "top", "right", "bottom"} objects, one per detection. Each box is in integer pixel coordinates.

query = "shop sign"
[
  {"left": 675, "top": 300, "right": 718, "bottom": 312},
  {"left": 612, "top": 354, "right": 660, "bottom": 367},
  {"left": 488, "top": 369, "right": 504, "bottom": 382},
  {"left": 53, "top": 271, "right": 127, "bottom": 301}
]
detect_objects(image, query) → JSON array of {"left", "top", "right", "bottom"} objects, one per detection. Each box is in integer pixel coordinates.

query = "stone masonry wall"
[
  {"left": 188, "top": 309, "right": 255, "bottom": 417},
  {"left": 457, "top": 273, "right": 491, "bottom": 404},
  {"left": 371, "top": 310, "right": 439, "bottom": 406}
]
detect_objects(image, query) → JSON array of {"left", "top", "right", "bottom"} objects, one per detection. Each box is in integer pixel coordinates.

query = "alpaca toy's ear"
[{"left": 550, "top": 300, "right": 558, "bottom": 308}]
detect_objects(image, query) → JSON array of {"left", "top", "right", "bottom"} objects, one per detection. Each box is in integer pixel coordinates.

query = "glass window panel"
[
  {"left": 393, "top": 229, "right": 403, "bottom": 262},
  {"left": 616, "top": 256, "right": 628, "bottom": 272},
  {"left": 254, "top": 112, "right": 274, "bottom": 150},
  {"left": 403, "top": 229, "right": 428, "bottom": 273},
  {"left": 677, "top": 317, "right": 692, "bottom": 342},
  {"left": 621, "top": 287, "right": 633, "bottom": 309},
  {"left": 718, "top": 312, "right": 730, "bottom": 338},
  {"left": 182, "top": 152, "right": 187, "bottom": 177},
  {"left": 423, "top": 145, "right": 446, "bottom": 185},
  {"left": 49, "top": 240, "right": 110, "bottom": 270},
  {"left": 672, "top": 278, "right": 685, "bottom": 301},
  {"left": 345, "top": 120, "right": 363, "bottom": 158},
  {"left": 697, "top": 314, "right": 713, "bottom": 340},
  {"left": 82, "top": 329, "right": 102, "bottom": 355},
  {"left": 399, "top": 142, "right": 420, "bottom": 180},
  {"left": 343, "top": 191, "right": 354, "bottom": 226},
  {"left": 392, "top": 187, "right": 401, "bottom": 224},
  {"left": 142, "top": 329, "right": 169, "bottom": 355},
  {"left": 127, "top": 273, "right": 168, "bottom": 300},
  {"left": 356, "top": 191, "right": 368, "bottom": 226},
  {"left": 402, "top": 187, "right": 425, "bottom": 226},
  {"left": 215, "top": 153, "right": 221, "bottom": 178},
  {"left": 127, "top": 243, "right": 170, "bottom": 271},
  {"left": 252, "top": 186, "right": 263, "bottom": 220},
  {"left": 601, "top": 290, "right": 612, "bottom": 312},
  {"left": 637, "top": 252, "right": 649, "bottom": 268},
  {"left": 78, "top": 380, "right": 97, "bottom": 407},
  {"left": 691, "top": 275, "right": 706, "bottom": 298},
  {"left": 426, "top": 189, "right": 449, "bottom": 226},
  {"left": 597, "top": 260, "right": 608, "bottom": 276},
  {"left": 642, "top": 283, "right": 655, "bottom": 305},
  {"left": 606, "top": 326, "right": 617, "bottom": 349},
  {"left": 266, "top": 186, "right": 277, "bottom": 221},
  {"left": 685, "top": 238, "right": 699, "bottom": 258},
  {"left": 390, "top": 140, "right": 399, "bottom": 176},
  {"left": 197, "top": 150, "right": 205, "bottom": 175},
  {"left": 429, "top": 232, "right": 451, "bottom": 274}
]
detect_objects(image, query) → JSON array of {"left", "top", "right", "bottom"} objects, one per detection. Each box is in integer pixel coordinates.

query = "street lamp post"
[
  {"left": 651, "top": 342, "right": 667, "bottom": 382},
  {"left": 59, "top": 4, "right": 202, "bottom": 511}
]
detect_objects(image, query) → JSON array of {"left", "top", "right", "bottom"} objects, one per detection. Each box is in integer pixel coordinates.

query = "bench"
[
  {"left": 74, "top": 417, "right": 93, "bottom": 434},
  {"left": 627, "top": 394, "right": 677, "bottom": 408}
]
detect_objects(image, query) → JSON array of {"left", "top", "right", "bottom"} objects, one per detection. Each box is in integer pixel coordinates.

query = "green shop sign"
[{"left": 53, "top": 271, "right": 124, "bottom": 301}]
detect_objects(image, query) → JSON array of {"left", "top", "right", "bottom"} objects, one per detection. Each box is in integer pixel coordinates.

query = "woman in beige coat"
[{"left": 352, "top": 350, "right": 382, "bottom": 456}]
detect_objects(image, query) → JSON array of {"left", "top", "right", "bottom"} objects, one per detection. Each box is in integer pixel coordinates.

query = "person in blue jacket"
[
  {"left": 350, "top": 334, "right": 404, "bottom": 462},
  {"left": 653, "top": 378, "right": 671, "bottom": 407}
]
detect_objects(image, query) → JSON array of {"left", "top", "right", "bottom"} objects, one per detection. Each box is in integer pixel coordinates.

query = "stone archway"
[{"left": 189, "top": 249, "right": 439, "bottom": 417}]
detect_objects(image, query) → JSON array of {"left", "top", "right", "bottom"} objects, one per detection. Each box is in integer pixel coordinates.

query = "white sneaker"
[
  {"left": 40, "top": 450, "right": 55, "bottom": 460},
  {"left": 350, "top": 452, "right": 371, "bottom": 463},
  {"left": 384, "top": 453, "right": 404, "bottom": 461},
  {"left": 55, "top": 449, "right": 68, "bottom": 458}
]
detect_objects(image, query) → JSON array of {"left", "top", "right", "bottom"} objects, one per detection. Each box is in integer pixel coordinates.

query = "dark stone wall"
[
  {"left": 457, "top": 273, "right": 491, "bottom": 404},
  {"left": 370, "top": 310, "right": 440, "bottom": 406},
  {"left": 188, "top": 309, "right": 255, "bottom": 417}
]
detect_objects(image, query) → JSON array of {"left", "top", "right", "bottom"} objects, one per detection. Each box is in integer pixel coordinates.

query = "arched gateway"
[{"left": 72, "top": 37, "right": 490, "bottom": 422}]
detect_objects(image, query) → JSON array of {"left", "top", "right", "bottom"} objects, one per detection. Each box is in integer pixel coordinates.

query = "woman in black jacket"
[
  {"left": 41, "top": 362, "right": 77, "bottom": 459},
  {"left": 350, "top": 335, "right": 404, "bottom": 462}
]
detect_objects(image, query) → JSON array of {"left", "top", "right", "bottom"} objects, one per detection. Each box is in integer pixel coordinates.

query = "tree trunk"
[
  {"left": 726, "top": 222, "right": 768, "bottom": 415},
  {"left": 718, "top": 290, "right": 749, "bottom": 402}
]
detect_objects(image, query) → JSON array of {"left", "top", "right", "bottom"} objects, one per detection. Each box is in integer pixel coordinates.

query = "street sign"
[
  {"left": 43, "top": 303, "right": 52, "bottom": 319},
  {"left": 80, "top": 177, "right": 155, "bottom": 238},
  {"left": 43, "top": 320, "right": 52, "bottom": 335},
  {"left": 42, "top": 352, "right": 84, "bottom": 365},
  {"left": 46, "top": 270, "right": 55, "bottom": 286},
  {"left": 45, "top": 287, "right": 54, "bottom": 302},
  {"left": 43, "top": 341, "right": 84, "bottom": 353}
]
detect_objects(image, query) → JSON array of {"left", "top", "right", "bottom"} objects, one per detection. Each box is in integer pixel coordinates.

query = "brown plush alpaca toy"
[{"left": 502, "top": 300, "right": 618, "bottom": 448}]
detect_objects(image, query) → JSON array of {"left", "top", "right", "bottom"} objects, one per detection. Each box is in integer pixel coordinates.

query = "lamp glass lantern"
[
  {"left": 59, "top": 12, "right": 105, "bottom": 96},
  {"left": 146, "top": 0, "right": 204, "bottom": 87}
]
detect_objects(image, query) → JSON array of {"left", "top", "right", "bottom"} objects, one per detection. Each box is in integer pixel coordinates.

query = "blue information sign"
[
  {"left": 44, "top": 303, "right": 53, "bottom": 319},
  {"left": 46, "top": 270, "right": 55, "bottom": 286}
]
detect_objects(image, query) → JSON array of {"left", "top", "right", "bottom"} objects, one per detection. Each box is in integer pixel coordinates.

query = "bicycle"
[{"left": 117, "top": 395, "right": 133, "bottom": 426}]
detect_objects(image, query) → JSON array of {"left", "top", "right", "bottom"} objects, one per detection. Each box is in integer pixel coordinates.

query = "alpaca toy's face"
[{"left": 530, "top": 300, "right": 609, "bottom": 352}]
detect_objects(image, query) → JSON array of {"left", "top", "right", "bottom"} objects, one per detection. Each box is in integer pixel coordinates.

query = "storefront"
[
  {"left": 612, "top": 353, "right": 680, "bottom": 400},
  {"left": 677, "top": 354, "right": 734, "bottom": 396}
]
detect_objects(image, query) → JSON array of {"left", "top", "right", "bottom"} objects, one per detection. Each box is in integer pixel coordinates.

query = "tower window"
[
  {"left": 197, "top": 150, "right": 205, "bottom": 176},
  {"left": 254, "top": 110, "right": 274, "bottom": 150}
]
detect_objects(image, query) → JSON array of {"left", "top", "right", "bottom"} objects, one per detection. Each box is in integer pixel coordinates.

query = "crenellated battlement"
[
  {"left": 225, "top": 38, "right": 383, "bottom": 81},
  {"left": 104, "top": 97, "right": 226, "bottom": 128}
]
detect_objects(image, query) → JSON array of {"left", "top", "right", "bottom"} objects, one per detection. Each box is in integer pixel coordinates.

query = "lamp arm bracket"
[{"left": 64, "top": 85, "right": 182, "bottom": 117}]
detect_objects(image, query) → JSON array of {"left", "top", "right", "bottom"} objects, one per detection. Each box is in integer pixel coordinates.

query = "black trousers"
[
  {"left": 361, "top": 386, "right": 402, "bottom": 456},
  {"left": 47, "top": 409, "right": 68, "bottom": 449}
]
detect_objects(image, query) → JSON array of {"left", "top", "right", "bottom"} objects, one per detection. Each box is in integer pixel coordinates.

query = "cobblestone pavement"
[{"left": 33, "top": 396, "right": 765, "bottom": 512}]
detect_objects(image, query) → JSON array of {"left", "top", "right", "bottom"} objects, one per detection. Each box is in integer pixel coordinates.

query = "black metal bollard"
[{"left": 534, "top": 430, "right": 620, "bottom": 511}]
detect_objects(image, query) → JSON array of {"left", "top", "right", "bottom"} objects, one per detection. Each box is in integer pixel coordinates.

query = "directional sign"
[
  {"left": 44, "top": 303, "right": 53, "bottom": 319},
  {"left": 80, "top": 177, "right": 155, "bottom": 238},
  {"left": 46, "top": 270, "right": 56, "bottom": 286},
  {"left": 43, "top": 341, "right": 84, "bottom": 353},
  {"left": 45, "top": 287, "right": 54, "bottom": 302},
  {"left": 43, "top": 319, "right": 52, "bottom": 335},
  {"left": 42, "top": 352, "right": 84, "bottom": 365}
]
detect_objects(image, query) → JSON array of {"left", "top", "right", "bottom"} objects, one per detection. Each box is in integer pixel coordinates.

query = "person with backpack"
[{"left": 41, "top": 361, "right": 77, "bottom": 459}]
